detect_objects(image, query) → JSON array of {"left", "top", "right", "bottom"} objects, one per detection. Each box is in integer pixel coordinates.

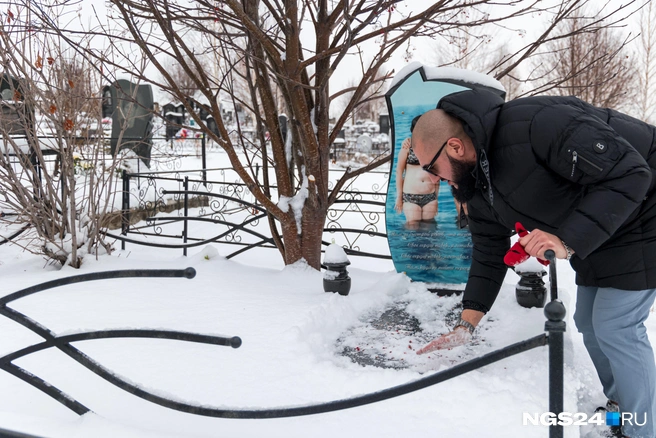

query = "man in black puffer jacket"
[{"left": 411, "top": 89, "right": 656, "bottom": 438}]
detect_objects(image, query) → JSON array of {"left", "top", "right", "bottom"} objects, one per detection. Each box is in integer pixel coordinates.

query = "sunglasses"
[{"left": 421, "top": 139, "right": 449, "bottom": 177}]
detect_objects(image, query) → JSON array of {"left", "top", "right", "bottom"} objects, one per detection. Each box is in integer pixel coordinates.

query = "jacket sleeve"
[
  {"left": 530, "top": 104, "right": 652, "bottom": 259},
  {"left": 462, "top": 196, "right": 512, "bottom": 312}
]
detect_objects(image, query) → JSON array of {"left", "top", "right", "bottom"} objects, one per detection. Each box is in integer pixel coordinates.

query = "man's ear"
[{"left": 448, "top": 138, "right": 467, "bottom": 157}]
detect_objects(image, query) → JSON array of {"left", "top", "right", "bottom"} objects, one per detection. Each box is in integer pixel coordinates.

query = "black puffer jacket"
[{"left": 437, "top": 89, "right": 656, "bottom": 312}]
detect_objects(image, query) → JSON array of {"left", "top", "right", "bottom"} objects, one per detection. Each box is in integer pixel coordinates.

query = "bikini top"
[{"left": 406, "top": 147, "right": 420, "bottom": 165}]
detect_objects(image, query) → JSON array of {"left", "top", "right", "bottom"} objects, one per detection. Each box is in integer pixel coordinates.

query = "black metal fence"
[
  {"left": 0, "top": 268, "right": 240, "bottom": 416},
  {"left": 0, "top": 254, "right": 566, "bottom": 437},
  {"left": 1, "top": 134, "right": 391, "bottom": 264},
  {"left": 108, "top": 164, "right": 392, "bottom": 262}
]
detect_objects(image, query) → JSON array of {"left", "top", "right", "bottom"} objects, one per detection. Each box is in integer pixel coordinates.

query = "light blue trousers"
[{"left": 574, "top": 286, "right": 656, "bottom": 438}]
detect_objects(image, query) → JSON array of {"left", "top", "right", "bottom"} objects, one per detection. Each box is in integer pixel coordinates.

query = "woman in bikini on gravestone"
[{"left": 395, "top": 136, "right": 440, "bottom": 228}]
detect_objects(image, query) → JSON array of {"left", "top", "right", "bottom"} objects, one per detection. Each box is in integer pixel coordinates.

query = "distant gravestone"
[
  {"left": 379, "top": 114, "right": 390, "bottom": 135},
  {"left": 162, "top": 102, "right": 183, "bottom": 140},
  {"left": 205, "top": 115, "right": 220, "bottom": 138},
  {"left": 161, "top": 103, "right": 176, "bottom": 117},
  {"left": 356, "top": 134, "right": 372, "bottom": 152},
  {"left": 0, "top": 74, "right": 35, "bottom": 154},
  {"left": 278, "top": 114, "right": 288, "bottom": 143},
  {"left": 198, "top": 105, "right": 209, "bottom": 122},
  {"left": 0, "top": 74, "right": 31, "bottom": 135},
  {"left": 106, "top": 80, "right": 154, "bottom": 167},
  {"left": 101, "top": 86, "right": 112, "bottom": 118}
]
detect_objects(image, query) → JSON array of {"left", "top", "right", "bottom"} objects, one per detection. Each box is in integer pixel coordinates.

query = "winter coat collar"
[{"left": 437, "top": 89, "right": 505, "bottom": 204}]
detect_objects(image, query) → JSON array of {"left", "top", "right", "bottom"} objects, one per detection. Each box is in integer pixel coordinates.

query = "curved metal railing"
[
  {"left": 0, "top": 268, "right": 240, "bottom": 416},
  {"left": 0, "top": 258, "right": 566, "bottom": 438}
]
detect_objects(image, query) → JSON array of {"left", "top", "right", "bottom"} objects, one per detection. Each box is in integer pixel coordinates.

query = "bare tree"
[
  {"left": 19, "top": 0, "right": 644, "bottom": 269},
  {"left": 430, "top": 14, "right": 494, "bottom": 71},
  {"left": 339, "top": 76, "right": 389, "bottom": 124},
  {"left": 488, "top": 49, "right": 523, "bottom": 100},
  {"left": 426, "top": 1, "right": 643, "bottom": 105},
  {"left": 519, "top": 8, "right": 637, "bottom": 109},
  {"left": 0, "top": 5, "right": 134, "bottom": 267},
  {"left": 429, "top": 20, "right": 524, "bottom": 99},
  {"left": 637, "top": 0, "right": 656, "bottom": 123},
  {"left": 163, "top": 54, "right": 210, "bottom": 100}
]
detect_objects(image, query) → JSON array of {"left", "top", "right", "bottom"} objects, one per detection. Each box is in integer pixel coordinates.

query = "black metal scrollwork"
[
  {"left": 119, "top": 168, "right": 391, "bottom": 260},
  {"left": 0, "top": 268, "right": 241, "bottom": 417}
]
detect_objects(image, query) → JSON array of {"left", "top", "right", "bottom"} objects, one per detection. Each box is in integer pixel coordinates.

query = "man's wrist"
[
  {"left": 560, "top": 239, "right": 574, "bottom": 260},
  {"left": 461, "top": 308, "right": 485, "bottom": 326},
  {"left": 454, "top": 318, "right": 475, "bottom": 335}
]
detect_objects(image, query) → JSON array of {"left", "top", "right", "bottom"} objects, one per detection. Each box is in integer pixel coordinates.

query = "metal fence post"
[
  {"left": 544, "top": 250, "right": 566, "bottom": 438},
  {"left": 60, "top": 153, "right": 65, "bottom": 204},
  {"left": 121, "top": 170, "right": 130, "bottom": 251},
  {"left": 183, "top": 176, "right": 189, "bottom": 256},
  {"left": 201, "top": 134, "right": 207, "bottom": 188}
]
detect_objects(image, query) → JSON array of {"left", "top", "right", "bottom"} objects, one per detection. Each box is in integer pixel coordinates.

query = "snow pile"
[
  {"left": 323, "top": 243, "right": 349, "bottom": 264},
  {"left": 515, "top": 257, "right": 549, "bottom": 273}
]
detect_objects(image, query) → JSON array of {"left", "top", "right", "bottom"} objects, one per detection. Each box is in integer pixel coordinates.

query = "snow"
[
  {"left": 323, "top": 243, "right": 349, "bottom": 264},
  {"left": 322, "top": 268, "right": 340, "bottom": 280},
  {"left": 0, "top": 149, "right": 646, "bottom": 438},
  {"left": 515, "top": 257, "right": 549, "bottom": 273},
  {"left": 277, "top": 166, "right": 310, "bottom": 234},
  {"left": 389, "top": 61, "right": 506, "bottom": 92},
  {"left": 276, "top": 170, "right": 308, "bottom": 234},
  {"left": 0, "top": 236, "right": 636, "bottom": 438},
  {"left": 310, "top": 108, "right": 318, "bottom": 135},
  {"left": 290, "top": 171, "right": 309, "bottom": 234},
  {"left": 285, "top": 118, "right": 293, "bottom": 167}
]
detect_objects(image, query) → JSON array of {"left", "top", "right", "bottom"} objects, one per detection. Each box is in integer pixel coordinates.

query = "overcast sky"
[{"left": 69, "top": 0, "right": 645, "bottom": 110}]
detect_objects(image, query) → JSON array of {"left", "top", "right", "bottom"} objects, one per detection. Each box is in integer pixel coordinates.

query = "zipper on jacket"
[
  {"left": 571, "top": 151, "right": 577, "bottom": 177},
  {"left": 571, "top": 150, "right": 603, "bottom": 177}
]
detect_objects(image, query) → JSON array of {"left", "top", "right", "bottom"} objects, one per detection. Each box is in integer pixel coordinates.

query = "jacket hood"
[
  {"left": 437, "top": 88, "right": 505, "bottom": 204},
  {"left": 437, "top": 88, "right": 504, "bottom": 154}
]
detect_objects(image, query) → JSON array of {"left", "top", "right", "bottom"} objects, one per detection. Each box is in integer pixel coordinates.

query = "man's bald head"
[
  {"left": 412, "top": 109, "right": 465, "bottom": 152},
  {"left": 412, "top": 109, "right": 478, "bottom": 201}
]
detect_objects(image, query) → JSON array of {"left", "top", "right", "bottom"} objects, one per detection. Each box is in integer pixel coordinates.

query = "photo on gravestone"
[{"left": 384, "top": 63, "right": 506, "bottom": 293}]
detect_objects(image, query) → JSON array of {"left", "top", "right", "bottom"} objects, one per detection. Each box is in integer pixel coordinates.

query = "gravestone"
[
  {"left": 105, "top": 80, "right": 154, "bottom": 167},
  {"left": 384, "top": 63, "right": 506, "bottom": 293}
]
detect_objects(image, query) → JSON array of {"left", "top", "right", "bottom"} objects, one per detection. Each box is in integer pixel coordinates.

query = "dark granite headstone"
[{"left": 106, "top": 80, "right": 154, "bottom": 167}]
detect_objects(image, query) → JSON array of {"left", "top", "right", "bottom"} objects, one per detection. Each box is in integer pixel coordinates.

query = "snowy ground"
[
  {"left": 1, "top": 237, "right": 648, "bottom": 437},
  {"left": 0, "top": 148, "right": 651, "bottom": 437}
]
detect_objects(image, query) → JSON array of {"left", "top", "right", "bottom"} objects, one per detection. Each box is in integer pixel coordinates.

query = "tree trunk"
[
  {"left": 280, "top": 192, "right": 327, "bottom": 270},
  {"left": 279, "top": 203, "right": 327, "bottom": 269},
  {"left": 300, "top": 204, "right": 327, "bottom": 269}
]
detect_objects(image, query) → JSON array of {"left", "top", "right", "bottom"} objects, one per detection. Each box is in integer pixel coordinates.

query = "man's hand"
[
  {"left": 416, "top": 327, "right": 473, "bottom": 354},
  {"left": 518, "top": 228, "right": 570, "bottom": 260}
]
